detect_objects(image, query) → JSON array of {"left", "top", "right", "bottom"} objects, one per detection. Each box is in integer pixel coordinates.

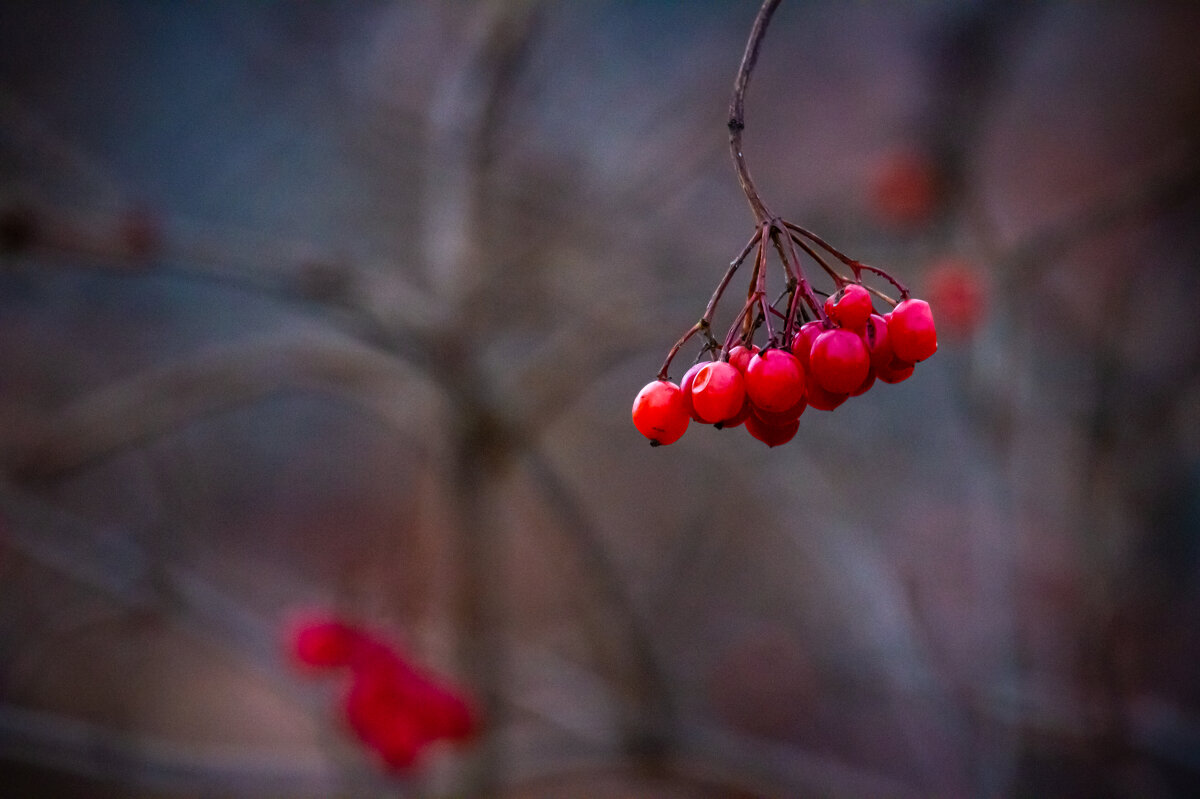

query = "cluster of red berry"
[
  {"left": 289, "top": 617, "right": 477, "bottom": 772},
  {"left": 633, "top": 269, "right": 937, "bottom": 448}
]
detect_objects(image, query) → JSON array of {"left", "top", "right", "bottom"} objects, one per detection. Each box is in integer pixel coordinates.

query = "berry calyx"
[
  {"left": 823, "top": 284, "right": 874, "bottom": 331},
  {"left": 690, "top": 361, "right": 746, "bottom": 424},
  {"left": 744, "top": 349, "right": 805, "bottom": 412},
  {"left": 889, "top": 299, "right": 938, "bottom": 362},
  {"left": 809, "top": 328, "right": 871, "bottom": 395},
  {"left": 632, "top": 380, "right": 690, "bottom": 446}
]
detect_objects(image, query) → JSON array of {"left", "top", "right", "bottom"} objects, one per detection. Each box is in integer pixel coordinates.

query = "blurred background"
[{"left": 1, "top": 1, "right": 1199, "bottom": 796}]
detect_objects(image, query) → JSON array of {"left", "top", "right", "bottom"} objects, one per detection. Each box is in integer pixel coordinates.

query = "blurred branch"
[
  {"left": 0, "top": 704, "right": 392, "bottom": 798},
  {"left": 422, "top": 0, "right": 543, "bottom": 311},
  {"left": 519, "top": 450, "right": 676, "bottom": 763},
  {"left": 674, "top": 721, "right": 920, "bottom": 799},
  {"left": 1000, "top": 142, "right": 1200, "bottom": 279},
  {"left": 3, "top": 332, "right": 447, "bottom": 482}
]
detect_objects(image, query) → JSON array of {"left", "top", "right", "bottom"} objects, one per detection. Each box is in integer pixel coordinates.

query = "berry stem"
[
  {"left": 728, "top": 0, "right": 783, "bottom": 225},
  {"left": 784, "top": 220, "right": 910, "bottom": 298}
]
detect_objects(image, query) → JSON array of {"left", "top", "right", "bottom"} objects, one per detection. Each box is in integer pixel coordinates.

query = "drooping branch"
[{"left": 728, "top": 0, "right": 783, "bottom": 224}]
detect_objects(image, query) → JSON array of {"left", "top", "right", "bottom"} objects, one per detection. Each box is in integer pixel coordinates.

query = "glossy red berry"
[
  {"left": 809, "top": 328, "right": 871, "bottom": 395},
  {"left": 823, "top": 284, "right": 874, "bottom": 331},
  {"left": 632, "top": 380, "right": 690, "bottom": 445},
  {"left": 850, "top": 368, "right": 876, "bottom": 397},
  {"left": 744, "top": 349, "right": 805, "bottom": 412},
  {"left": 690, "top": 361, "right": 746, "bottom": 424},
  {"left": 718, "top": 397, "right": 754, "bottom": 429},
  {"left": 679, "top": 362, "right": 707, "bottom": 422},
  {"left": 790, "top": 320, "right": 824, "bottom": 369},
  {"left": 727, "top": 343, "right": 759, "bottom": 373},
  {"left": 804, "top": 373, "right": 848, "bottom": 411},
  {"left": 889, "top": 299, "right": 938, "bottom": 362},
  {"left": 744, "top": 413, "right": 800, "bottom": 447},
  {"left": 750, "top": 397, "right": 806, "bottom": 426}
]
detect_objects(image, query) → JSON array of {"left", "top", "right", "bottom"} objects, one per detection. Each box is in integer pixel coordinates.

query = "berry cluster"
[
  {"left": 289, "top": 617, "right": 477, "bottom": 772},
  {"left": 633, "top": 222, "right": 937, "bottom": 448}
]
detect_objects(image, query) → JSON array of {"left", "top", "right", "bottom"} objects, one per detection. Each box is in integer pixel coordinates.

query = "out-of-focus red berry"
[
  {"left": 290, "top": 619, "right": 364, "bottom": 669},
  {"left": 871, "top": 149, "right": 940, "bottom": 229},
  {"left": 926, "top": 258, "right": 985, "bottom": 336}
]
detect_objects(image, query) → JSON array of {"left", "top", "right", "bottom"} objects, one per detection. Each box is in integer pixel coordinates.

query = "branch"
[
  {"left": 728, "top": 0, "right": 783, "bottom": 224},
  {"left": 3, "top": 333, "right": 446, "bottom": 482}
]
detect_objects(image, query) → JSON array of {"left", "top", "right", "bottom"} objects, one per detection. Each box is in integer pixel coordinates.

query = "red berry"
[
  {"left": 872, "top": 149, "right": 939, "bottom": 229},
  {"left": 809, "top": 328, "right": 871, "bottom": 395},
  {"left": 790, "top": 321, "right": 824, "bottom": 369},
  {"left": 863, "top": 314, "right": 894, "bottom": 370},
  {"left": 889, "top": 298, "right": 938, "bottom": 362},
  {"left": 751, "top": 397, "right": 806, "bottom": 426},
  {"left": 875, "top": 358, "right": 915, "bottom": 384},
  {"left": 690, "top": 361, "right": 746, "bottom": 423},
  {"left": 744, "top": 413, "right": 800, "bottom": 447},
  {"left": 632, "top": 380, "right": 690, "bottom": 445},
  {"left": 291, "top": 619, "right": 363, "bottom": 669},
  {"left": 718, "top": 397, "right": 754, "bottom": 429},
  {"left": 927, "top": 258, "right": 985, "bottom": 336},
  {"left": 727, "top": 343, "right": 759, "bottom": 373},
  {"left": 679, "top": 362, "right": 707, "bottom": 422},
  {"left": 850, "top": 368, "right": 876, "bottom": 397},
  {"left": 744, "top": 349, "right": 805, "bottom": 412},
  {"left": 823, "top": 284, "right": 874, "bottom": 331},
  {"left": 804, "top": 373, "right": 848, "bottom": 411}
]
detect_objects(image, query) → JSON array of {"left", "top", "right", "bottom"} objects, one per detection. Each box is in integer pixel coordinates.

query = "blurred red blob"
[
  {"left": 290, "top": 617, "right": 365, "bottom": 669},
  {"left": 285, "top": 613, "right": 479, "bottom": 773},
  {"left": 870, "top": 149, "right": 940, "bottom": 230},
  {"left": 926, "top": 257, "right": 987, "bottom": 337}
]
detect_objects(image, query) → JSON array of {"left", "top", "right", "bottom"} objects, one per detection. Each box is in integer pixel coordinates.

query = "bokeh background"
[{"left": 2, "top": 1, "right": 1199, "bottom": 797}]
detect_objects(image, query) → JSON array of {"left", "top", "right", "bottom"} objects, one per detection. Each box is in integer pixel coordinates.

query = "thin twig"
[{"left": 728, "top": 0, "right": 783, "bottom": 224}]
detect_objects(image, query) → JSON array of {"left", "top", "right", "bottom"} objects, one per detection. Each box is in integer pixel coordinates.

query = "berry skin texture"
[
  {"left": 809, "top": 328, "right": 871, "bottom": 395},
  {"left": 690, "top": 361, "right": 746, "bottom": 423},
  {"left": 744, "top": 349, "right": 806, "bottom": 412},
  {"left": 744, "top": 413, "right": 800, "bottom": 447},
  {"left": 889, "top": 299, "right": 938, "bottom": 362},
  {"left": 632, "top": 380, "right": 690, "bottom": 445},
  {"left": 824, "top": 284, "right": 874, "bottom": 331}
]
